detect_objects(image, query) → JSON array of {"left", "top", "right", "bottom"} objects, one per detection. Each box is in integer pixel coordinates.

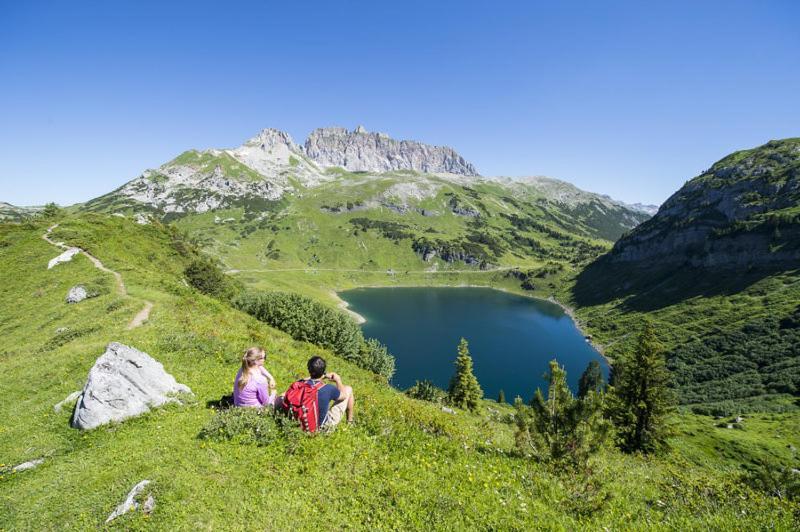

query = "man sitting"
[{"left": 283, "top": 355, "right": 354, "bottom": 432}]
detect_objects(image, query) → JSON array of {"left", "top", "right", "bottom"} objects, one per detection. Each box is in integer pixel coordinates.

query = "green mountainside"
[
  {"left": 4, "top": 132, "right": 800, "bottom": 526},
  {"left": 80, "top": 127, "right": 650, "bottom": 301},
  {"left": 1, "top": 214, "right": 797, "bottom": 528},
  {"left": 570, "top": 138, "right": 800, "bottom": 414},
  {"left": 0, "top": 202, "right": 43, "bottom": 221}
]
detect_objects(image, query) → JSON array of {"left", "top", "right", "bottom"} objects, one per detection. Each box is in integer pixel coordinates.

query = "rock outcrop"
[
  {"left": 105, "top": 480, "right": 154, "bottom": 523},
  {"left": 66, "top": 285, "right": 89, "bottom": 304},
  {"left": 12, "top": 458, "right": 44, "bottom": 472},
  {"left": 71, "top": 342, "right": 192, "bottom": 430},
  {"left": 607, "top": 138, "right": 800, "bottom": 269},
  {"left": 47, "top": 248, "right": 80, "bottom": 269},
  {"left": 304, "top": 126, "right": 479, "bottom": 176}
]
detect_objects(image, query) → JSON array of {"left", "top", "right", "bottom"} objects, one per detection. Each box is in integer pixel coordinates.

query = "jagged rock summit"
[
  {"left": 304, "top": 126, "right": 480, "bottom": 176},
  {"left": 71, "top": 342, "right": 192, "bottom": 430},
  {"left": 90, "top": 125, "right": 480, "bottom": 214}
]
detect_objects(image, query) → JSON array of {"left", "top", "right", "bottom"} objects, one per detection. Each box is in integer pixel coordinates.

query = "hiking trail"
[{"left": 43, "top": 224, "right": 153, "bottom": 329}]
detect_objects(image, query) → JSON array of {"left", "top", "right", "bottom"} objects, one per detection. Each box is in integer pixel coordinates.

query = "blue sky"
[{"left": 1, "top": 0, "right": 798, "bottom": 206}]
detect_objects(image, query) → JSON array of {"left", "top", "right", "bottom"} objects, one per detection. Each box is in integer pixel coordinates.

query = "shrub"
[
  {"left": 198, "top": 407, "right": 302, "bottom": 446},
  {"left": 234, "top": 291, "right": 395, "bottom": 379},
  {"left": 406, "top": 380, "right": 446, "bottom": 403},
  {"left": 184, "top": 258, "right": 239, "bottom": 301},
  {"left": 357, "top": 338, "right": 396, "bottom": 380},
  {"left": 744, "top": 458, "right": 800, "bottom": 501}
]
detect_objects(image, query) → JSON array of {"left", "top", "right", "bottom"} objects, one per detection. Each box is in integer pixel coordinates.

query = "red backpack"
[{"left": 281, "top": 379, "right": 325, "bottom": 433}]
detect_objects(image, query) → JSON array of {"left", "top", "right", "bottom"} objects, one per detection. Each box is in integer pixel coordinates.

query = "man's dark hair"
[{"left": 308, "top": 356, "right": 327, "bottom": 379}]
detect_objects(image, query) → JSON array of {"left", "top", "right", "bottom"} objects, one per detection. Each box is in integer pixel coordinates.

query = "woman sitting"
[{"left": 233, "top": 346, "right": 278, "bottom": 408}]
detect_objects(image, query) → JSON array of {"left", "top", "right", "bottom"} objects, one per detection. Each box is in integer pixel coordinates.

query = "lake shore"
[
  {"left": 330, "top": 290, "right": 366, "bottom": 324},
  {"left": 336, "top": 283, "right": 611, "bottom": 365}
]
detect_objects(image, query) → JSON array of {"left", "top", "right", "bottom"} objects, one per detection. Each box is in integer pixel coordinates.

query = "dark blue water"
[{"left": 341, "top": 287, "right": 608, "bottom": 402}]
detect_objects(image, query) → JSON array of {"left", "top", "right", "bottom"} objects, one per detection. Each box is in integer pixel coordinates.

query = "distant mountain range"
[
  {"left": 0, "top": 202, "right": 42, "bottom": 221},
  {"left": 82, "top": 126, "right": 656, "bottom": 225}
]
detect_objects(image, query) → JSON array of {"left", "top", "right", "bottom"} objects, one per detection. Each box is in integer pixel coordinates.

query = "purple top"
[{"left": 233, "top": 368, "right": 276, "bottom": 407}]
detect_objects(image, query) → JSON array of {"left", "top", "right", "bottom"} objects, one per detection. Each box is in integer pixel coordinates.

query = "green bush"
[
  {"left": 198, "top": 407, "right": 302, "bottom": 446},
  {"left": 234, "top": 291, "right": 395, "bottom": 379},
  {"left": 405, "top": 380, "right": 446, "bottom": 403},
  {"left": 184, "top": 258, "right": 240, "bottom": 301},
  {"left": 357, "top": 338, "right": 395, "bottom": 380}
]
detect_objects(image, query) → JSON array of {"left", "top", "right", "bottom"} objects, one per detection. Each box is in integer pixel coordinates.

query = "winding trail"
[
  {"left": 43, "top": 224, "right": 153, "bottom": 329},
  {"left": 127, "top": 301, "right": 153, "bottom": 330}
]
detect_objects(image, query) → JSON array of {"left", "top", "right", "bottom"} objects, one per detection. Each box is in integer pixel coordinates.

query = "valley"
[{"left": 2, "top": 128, "right": 799, "bottom": 528}]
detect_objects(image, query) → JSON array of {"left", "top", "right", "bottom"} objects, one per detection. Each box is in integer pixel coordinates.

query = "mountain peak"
[{"left": 241, "top": 128, "right": 298, "bottom": 151}]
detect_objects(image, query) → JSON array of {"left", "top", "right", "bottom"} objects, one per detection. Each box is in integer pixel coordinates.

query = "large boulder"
[{"left": 71, "top": 342, "right": 192, "bottom": 430}]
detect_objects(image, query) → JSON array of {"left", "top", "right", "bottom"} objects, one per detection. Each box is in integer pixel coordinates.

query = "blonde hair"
[{"left": 238, "top": 346, "right": 265, "bottom": 391}]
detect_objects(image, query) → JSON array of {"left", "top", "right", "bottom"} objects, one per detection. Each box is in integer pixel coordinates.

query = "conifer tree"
[
  {"left": 497, "top": 389, "right": 506, "bottom": 404},
  {"left": 447, "top": 338, "right": 483, "bottom": 412},
  {"left": 515, "top": 359, "right": 609, "bottom": 465},
  {"left": 578, "top": 360, "right": 605, "bottom": 398},
  {"left": 609, "top": 322, "right": 674, "bottom": 454}
]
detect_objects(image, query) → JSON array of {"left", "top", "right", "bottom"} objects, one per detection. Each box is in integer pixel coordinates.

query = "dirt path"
[
  {"left": 44, "top": 224, "right": 152, "bottom": 329},
  {"left": 127, "top": 301, "right": 153, "bottom": 330}
]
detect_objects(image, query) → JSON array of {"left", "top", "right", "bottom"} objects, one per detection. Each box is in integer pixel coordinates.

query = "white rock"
[
  {"left": 304, "top": 126, "right": 479, "bottom": 176},
  {"left": 12, "top": 458, "right": 44, "bottom": 472},
  {"left": 441, "top": 406, "right": 456, "bottom": 414},
  {"left": 47, "top": 248, "right": 81, "bottom": 269},
  {"left": 54, "top": 390, "right": 82, "bottom": 413},
  {"left": 71, "top": 342, "right": 192, "bottom": 430},
  {"left": 105, "top": 480, "right": 151, "bottom": 523},
  {"left": 66, "top": 285, "right": 88, "bottom": 304}
]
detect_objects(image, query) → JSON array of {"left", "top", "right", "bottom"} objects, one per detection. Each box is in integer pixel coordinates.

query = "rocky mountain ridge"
[
  {"left": 85, "top": 126, "right": 653, "bottom": 230},
  {"left": 304, "top": 126, "right": 479, "bottom": 176}
]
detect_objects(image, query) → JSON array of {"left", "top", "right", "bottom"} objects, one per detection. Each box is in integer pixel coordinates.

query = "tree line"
[{"left": 408, "top": 323, "right": 674, "bottom": 465}]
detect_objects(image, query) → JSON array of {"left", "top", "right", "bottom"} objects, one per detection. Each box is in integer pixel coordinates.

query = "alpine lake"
[{"left": 340, "top": 287, "right": 608, "bottom": 402}]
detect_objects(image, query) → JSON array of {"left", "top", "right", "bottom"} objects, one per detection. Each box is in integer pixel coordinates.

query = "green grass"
[{"left": 1, "top": 214, "right": 798, "bottom": 529}]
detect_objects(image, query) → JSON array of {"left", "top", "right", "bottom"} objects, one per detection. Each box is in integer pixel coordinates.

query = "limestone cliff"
[{"left": 303, "top": 126, "right": 479, "bottom": 176}]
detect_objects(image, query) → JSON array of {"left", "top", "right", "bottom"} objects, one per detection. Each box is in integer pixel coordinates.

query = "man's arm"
[{"left": 326, "top": 372, "right": 347, "bottom": 402}]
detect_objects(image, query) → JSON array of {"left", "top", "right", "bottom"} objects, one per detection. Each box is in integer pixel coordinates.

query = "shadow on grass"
[
  {"left": 572, "top": 255, "right": 798, "bottom": 312},
  {"left": 205, "top": 394, "right": 233, "bottom": 410}
]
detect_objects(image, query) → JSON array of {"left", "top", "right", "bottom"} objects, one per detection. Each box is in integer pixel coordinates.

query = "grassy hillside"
[
  {"left": 1, "top": 213, "right": 798, "bottom": 529},
  {"left": 568, "top": 139, "right": 800, "bottom": 414}
]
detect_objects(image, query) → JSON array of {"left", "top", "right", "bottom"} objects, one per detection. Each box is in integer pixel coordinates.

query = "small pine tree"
[
  {"left": 515, "top": 359, "right": 609, "bottom": 466},
  {"left": 447, "top": 338, "right": 483, "bottom": 412},
  {"left": 578, "top": 360, "right": 605, "bottom": 398},
  {"left": 609, "top": 321, "right": 674, "bottom": 454},
  {"left": 497, "top": 389, "right": 506, "bottom": 404}
]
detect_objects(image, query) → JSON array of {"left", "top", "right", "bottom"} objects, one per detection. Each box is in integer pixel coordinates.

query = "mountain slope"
[
  {"left": 82, "top": 127, "right": 651, "bottom": 298},
  {"left": 0, "top": 202, "right": 43, "bottom": 221},
  {"left": 0, "top": 213, "right": 796, "bottom": 528},
  {"left": 570, "top": 138, "right": 800, "bottom": 413}
]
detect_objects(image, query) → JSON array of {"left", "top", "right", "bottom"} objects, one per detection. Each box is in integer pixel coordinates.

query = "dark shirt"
[{"left": 306, "top": 380, "right": 340, "bottom": 423}]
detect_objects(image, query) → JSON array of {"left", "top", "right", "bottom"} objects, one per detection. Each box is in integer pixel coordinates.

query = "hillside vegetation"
[
  {"left": 1, "top": 213, "right": 798, "bottom": 529},
  {"left": 569, "top": 139, "right": 800, "bottom": 414}
]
